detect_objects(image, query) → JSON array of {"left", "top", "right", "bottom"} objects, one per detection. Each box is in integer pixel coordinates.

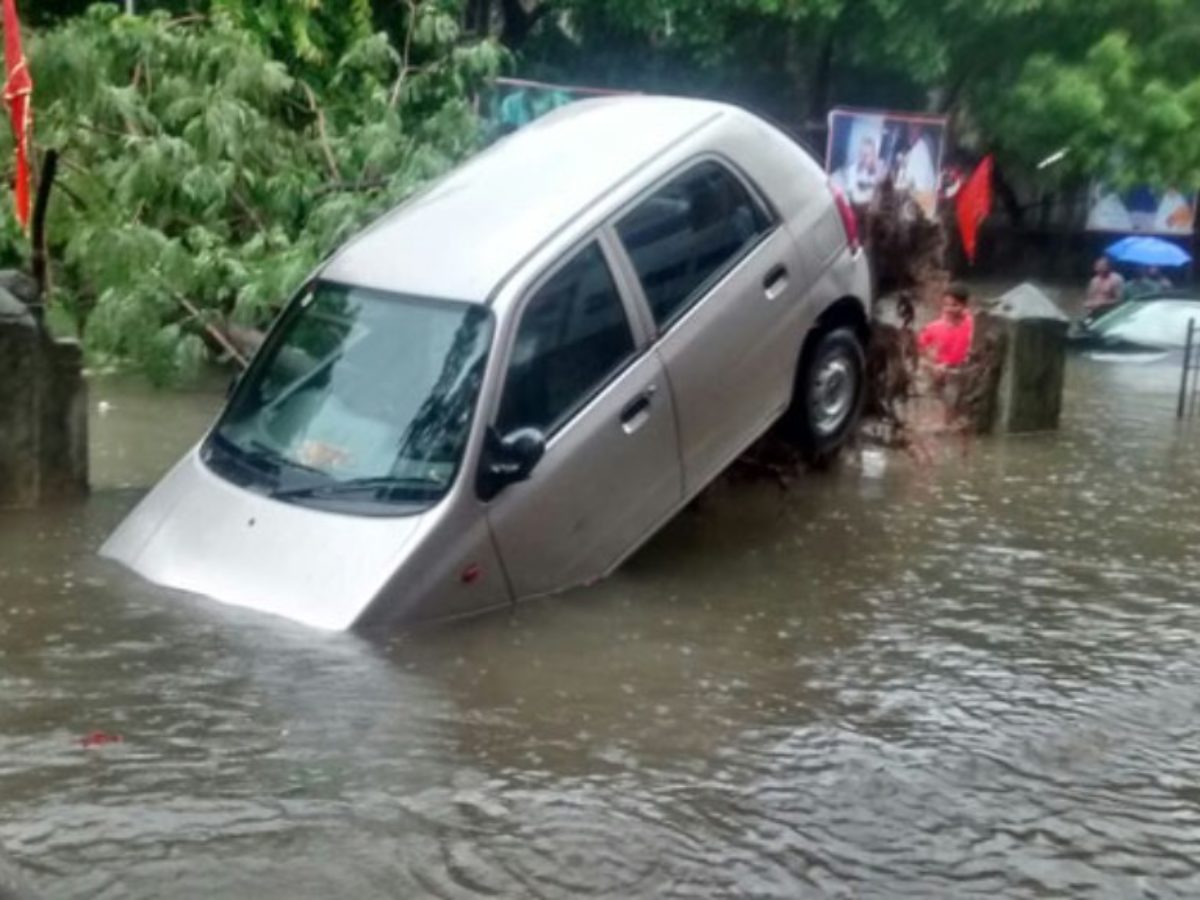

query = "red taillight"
[{"left": 830, "top": 183, "right": 860, "bottom": 252}]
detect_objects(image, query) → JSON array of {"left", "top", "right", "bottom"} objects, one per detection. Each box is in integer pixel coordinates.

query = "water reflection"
[{"left": 3, "top": 359, "right": 1200, "bottom": 898}]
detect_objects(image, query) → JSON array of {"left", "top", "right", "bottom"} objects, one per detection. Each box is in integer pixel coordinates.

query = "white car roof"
[{"left": 321, "top": 95, "right": 735, "bottom": 302}]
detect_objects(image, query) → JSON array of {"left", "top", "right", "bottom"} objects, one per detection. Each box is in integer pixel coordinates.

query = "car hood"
[{"left": 100, "top": 447, "right": 427, "bottom": 630}]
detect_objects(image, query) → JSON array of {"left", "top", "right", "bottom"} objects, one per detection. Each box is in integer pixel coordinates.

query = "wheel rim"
[{"left": 808, "top": 348, "right": 859, "bottom": 438}]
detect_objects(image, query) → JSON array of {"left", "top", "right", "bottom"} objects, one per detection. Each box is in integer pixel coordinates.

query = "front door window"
[{"left": 497, "top": 242, "right": 636, "bottom": 436}]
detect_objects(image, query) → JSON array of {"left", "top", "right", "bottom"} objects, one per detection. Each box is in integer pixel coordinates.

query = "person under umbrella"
[{"left": 1085, "top": 256, "right": 1125, "bottom": 314}]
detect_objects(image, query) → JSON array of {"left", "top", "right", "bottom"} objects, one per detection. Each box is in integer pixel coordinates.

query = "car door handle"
[
  {"left": 620, "top": 386, "right": 656, "bottom": 433},
  {"left": 763, "top": 264, "right": 789, "bottom": 300}
]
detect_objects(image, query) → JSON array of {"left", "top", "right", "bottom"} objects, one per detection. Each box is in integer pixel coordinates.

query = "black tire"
[{"left": 782, "top": 326, "right": 866, "bottom": 466}]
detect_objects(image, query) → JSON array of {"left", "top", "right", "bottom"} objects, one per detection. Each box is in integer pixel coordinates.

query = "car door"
[
  {"left": 483, "top": 239, "right": 683, "bottom": 600},
  {"left": 612, "top": 158, "right": 807, "bottom": 495}
]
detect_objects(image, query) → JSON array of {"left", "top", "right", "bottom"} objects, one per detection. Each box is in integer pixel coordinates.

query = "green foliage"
[
  {"left": 515, "top": 0, "right": 1200, "bottom": 186},
  {"left": 27, "top": 1, "right": 199, "bottom": 28},
  {"left": 23, "top": 4, "right": 503, "bottom": 383},
  {"left": 986, "top": 24, "right": 1200, "bottom": 187},
  {"left": 0, "top": 206, "right": 28, "bottom": 271},
  {"left": 211, "top": 0, "right": 374, "bottom": 71},
  {"left": 12, "top": 0, "right": 1198, "bottom": 387}
]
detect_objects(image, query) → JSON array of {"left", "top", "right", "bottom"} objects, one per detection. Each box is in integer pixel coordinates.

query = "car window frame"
[
  {"left": 489, "top": 233, "right": 649, "bottom": 443},
  {"left": 607, "top": 153, "right": 781, "bottom": 338}
]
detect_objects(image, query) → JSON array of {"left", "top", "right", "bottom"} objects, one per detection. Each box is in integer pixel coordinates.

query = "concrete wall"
[{"left": 0, "top": 277, "right": 88, "bottom": 509}]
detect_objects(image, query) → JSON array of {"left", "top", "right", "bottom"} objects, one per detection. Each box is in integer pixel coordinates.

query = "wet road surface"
[{"left": 3, "top": 358, "right": 1200, "bottom": 898}]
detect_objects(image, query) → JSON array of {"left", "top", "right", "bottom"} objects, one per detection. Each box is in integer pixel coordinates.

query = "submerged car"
[
  {"left": 102, "top": 96, "right": 872, "bottom": 630},
  {"left": 1072, "top": 292, "right": 1200, "bottom": 355}
]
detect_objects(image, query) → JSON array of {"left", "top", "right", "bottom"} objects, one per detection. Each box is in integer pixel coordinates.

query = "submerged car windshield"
[
  {"left": 1090, "top": 298, "right": 1200, "bottom": 349},
  {"left": 205, "top": 282, "right": 493, "bottom": 514}
]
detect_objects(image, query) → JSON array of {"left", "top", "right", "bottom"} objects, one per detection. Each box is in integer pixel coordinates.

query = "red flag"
[
  {"left": 956, "top": 155, "right": 993, "bottom": 265},
  {"left": 3, "top": 0, "right": 32, "bottom": 229}
]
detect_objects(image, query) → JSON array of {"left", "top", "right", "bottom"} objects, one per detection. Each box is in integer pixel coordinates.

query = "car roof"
[
  {"left": 1141, "top": 290, "right": 1200, "bottom": 302},
  {"left": 321, "top": 95, "right": 732, "bottom": 302}
]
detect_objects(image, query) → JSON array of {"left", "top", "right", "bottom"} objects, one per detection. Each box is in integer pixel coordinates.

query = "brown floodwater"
[{"left": 3, "top": 353, "right": 1200, "bottom": 899}]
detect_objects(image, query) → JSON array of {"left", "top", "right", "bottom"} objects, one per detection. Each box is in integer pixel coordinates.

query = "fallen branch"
[
  {"left": 232, "top": 187, "right": 266, "bottom": 232},
  {"left": 313, "top": 176, "right": 390, "bottom": 197},
  {"left": 50, "top": 179, "right": 87, "bottom": 212},
  {"left": 174, "top": 293, "right": 249, "bottom": 368},
  {"left": 166, "top": 14, "right": 208, "bottom": 29},
  {"left": 300, "top": 80, "right": 342, "bottom": 182}
]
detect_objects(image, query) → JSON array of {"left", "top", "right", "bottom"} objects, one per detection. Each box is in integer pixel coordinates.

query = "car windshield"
[
  {"left": 205, "top": 282, "right": 493, "bottom": 514},
  {"left": 1091, "top": 298, "right": 1200, "bottom": 349}
]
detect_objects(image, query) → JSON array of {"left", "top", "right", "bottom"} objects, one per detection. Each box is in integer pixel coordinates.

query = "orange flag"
[
  {"left": 956, "top": 155, "right": 993, "bottom": 265},
  {"left": 3, "top": 0, "right": 32, "bottom": 229}
]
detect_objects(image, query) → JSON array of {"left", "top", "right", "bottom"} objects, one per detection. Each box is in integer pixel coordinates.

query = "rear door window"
[
  {"left": 616, "top": 161, "right": 773, "bottom": 331},
  {"left": 497, "top": 242, "right": 636, "bottom": 435}
]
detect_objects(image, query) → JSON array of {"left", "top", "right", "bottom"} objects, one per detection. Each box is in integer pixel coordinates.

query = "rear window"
[{"left": 616, "top": 161, "right": 773, "bottom": 331}]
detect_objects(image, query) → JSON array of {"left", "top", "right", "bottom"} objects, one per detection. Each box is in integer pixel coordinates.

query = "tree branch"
[
  {"left": 51, "top": 178, "right": 87, "bottom": 211},
  {"left": 31, "top": 145, "right": 95, "bottom": 207},
  {"left": 300, "top": 80, "right": 342, "bottom": 182},
  {"left": 166, "top": 14, "right": 208, "bottom": 29},
  {"left": 173, "top": 293, "right": 249, "bottom": 368},
  {"left": 232, "top": 187, "right": 266, "bottom": 232},
  {"left": 75, "top": 120, "right": 139, "bottom": 141},
  {"left": 314, "top": 176, "right": 390, "bottom": 197},
  {"left": 389, "top": 0, "right": 419, "bottom": 110}
]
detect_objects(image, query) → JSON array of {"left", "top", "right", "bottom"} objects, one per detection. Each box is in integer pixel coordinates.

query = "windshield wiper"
[
  {"left": 270, "top": 476, "right": 447, "bottom": 503},
  {"left": 208, "top": 433, "right": 282, "bottom": 476}
]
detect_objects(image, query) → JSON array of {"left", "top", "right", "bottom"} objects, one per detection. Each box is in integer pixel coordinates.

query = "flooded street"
[{"left": 4, "top": 356, "right": 1200, "bottom": 899}]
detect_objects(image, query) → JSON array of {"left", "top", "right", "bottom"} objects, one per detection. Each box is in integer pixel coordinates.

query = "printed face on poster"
[
  {"left": 1086, "top": 184, "right": 1196, "bottom": 236},
  {"left": 826, "top": 108, "right": 948, "bottom": 219}
]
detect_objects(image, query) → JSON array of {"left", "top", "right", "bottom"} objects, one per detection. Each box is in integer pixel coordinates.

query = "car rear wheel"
[{"left": 784, "top": 326, "right": 866, "bottom": 465}]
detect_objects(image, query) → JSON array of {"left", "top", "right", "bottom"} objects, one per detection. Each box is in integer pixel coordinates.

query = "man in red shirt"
[{"left": 919, "top": 284, "right": 974, "bottom": 372}]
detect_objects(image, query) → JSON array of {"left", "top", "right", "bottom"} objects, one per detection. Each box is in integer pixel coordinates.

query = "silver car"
[{"left": 102, "top": 96, "right": 871, "bottom": 630}]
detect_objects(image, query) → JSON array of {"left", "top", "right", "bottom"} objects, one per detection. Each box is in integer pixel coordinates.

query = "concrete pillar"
[
  {"left": 0, "top": 291, "right": 40, "bottom": 508},
  {"left": 973, "top": 282, "right": 1069, "bottom": 434},
  {"left": 39, "top": 338, "right": 89, "bottom": 501},
  {"left": 0, "top": 273, "right": 89, "bottom": 509}
]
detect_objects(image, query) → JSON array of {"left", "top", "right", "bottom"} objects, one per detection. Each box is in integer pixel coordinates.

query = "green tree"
[
  {"left": 493, "top": 0, "right": 1200, "bottom": 187},
  {"left": 17, "top": 4, "right": 503, "bottom": 382},
  {"left": 27, "top": 0, "right": 197, "bottom": 27},
  {"left": 211, "top": 0, "right": 375, "bottom": 71},
  {"left": 980, "top": 12, "right": 1200, "bottom": 188}
]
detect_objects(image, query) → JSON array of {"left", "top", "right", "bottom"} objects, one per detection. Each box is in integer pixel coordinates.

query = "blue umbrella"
[{"left": 1105, "top": 235, "right": 1192, "bottom": 267}]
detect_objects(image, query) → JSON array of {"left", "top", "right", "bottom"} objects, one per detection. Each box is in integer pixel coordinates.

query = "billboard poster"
[
  {"left": 826, "top": 107, "right": 948, "bottom": 219},
  {"left": 481, "top": 77, "right": 633, "bottom": 137},
  {"left": 1086, "top": 184, "right": 1196, "bottom": 236}
]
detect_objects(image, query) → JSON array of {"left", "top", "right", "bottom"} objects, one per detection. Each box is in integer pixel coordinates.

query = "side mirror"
[{"left": 477, "top": 427, "right": 546, "bottom": 501}]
